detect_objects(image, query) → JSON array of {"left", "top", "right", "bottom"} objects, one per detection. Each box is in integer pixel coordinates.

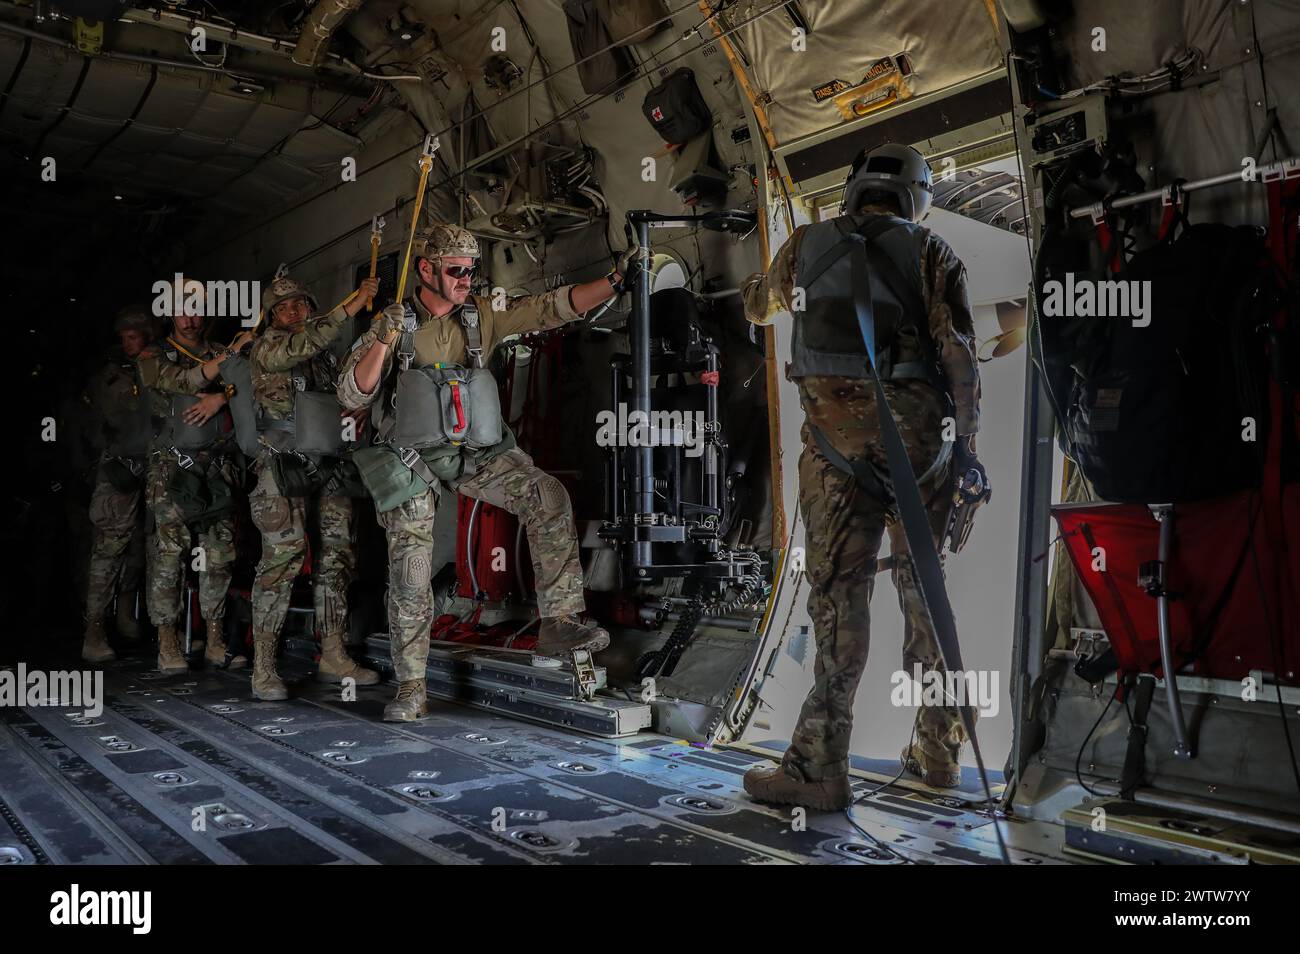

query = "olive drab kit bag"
[{"left": 563, "top": 0, "right": 635, "bottom": 95}]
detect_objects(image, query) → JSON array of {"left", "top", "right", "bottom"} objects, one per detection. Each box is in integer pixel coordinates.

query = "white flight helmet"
[{"left": 842, "top": 142, "right": 934, "bottom": 222}]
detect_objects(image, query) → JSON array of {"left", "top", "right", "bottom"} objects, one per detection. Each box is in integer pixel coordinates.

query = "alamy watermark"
[
  {"left": 890, "top": 664, "right": 999, "bottom": 718},
  {"left": 0, "top": 665, "right": 103, "bottom": 717},
  {"left": 151, "top": 273, "right": 261, "bottom": 325},
  {"left": 595, "top": 403, "right": 712, "bottom": 459},
  {"left": 1039, "top": 273, "right": 1152, "bottom": 328},
  {"left": 50, "top": 884, "right": 151, "bottom": 934}
]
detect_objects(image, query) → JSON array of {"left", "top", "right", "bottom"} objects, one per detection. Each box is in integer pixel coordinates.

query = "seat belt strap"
[
  {"left": 849, "top": 238, "right": 1010, "bottom": 864},
  {"left": 1119, "top": 674, "right": 1157, "bottom": 798}
]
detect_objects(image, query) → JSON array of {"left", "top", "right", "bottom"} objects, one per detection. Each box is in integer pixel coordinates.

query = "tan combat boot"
[
  {"left": 743, "top": 762, "right": 853, "bottom": 812},
  {"left": 251, "top": 632, "right": 288, "bottom": 701},
  {"left": 81, "top": 619, "right": 117, "bottom": 665},
  {"left": 901, "top": 742, "right": 961, "bottom": 789},
  {"left": 156, "top": 621, "right": 189, "bottom": 674},
  {"left": 203, "top": 618, "right": 229, "bottom": 669},
  {"left": 535, "top": 615, "right": 610, "bottom": 658},
  {"left": 316, "top": 631, "right": 379, "bottom": 685},
  {"left": 115, "top": 592, "right": 141, "bottom": 641},
  {"left": 383, "top": 679, "right": 429, "bottom": 722}
]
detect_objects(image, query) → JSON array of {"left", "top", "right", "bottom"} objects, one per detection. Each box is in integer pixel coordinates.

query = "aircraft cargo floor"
[{"left": 0, "top": 656, "right": 1071, "bottom": 865}]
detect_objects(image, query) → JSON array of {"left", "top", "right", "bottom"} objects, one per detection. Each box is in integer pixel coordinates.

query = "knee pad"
[
  {"left": 400, "top": 552, "right": 431, "bottom": 590},
  {"left": 535, "top": 474, "right": 569, "bottom": 513}
]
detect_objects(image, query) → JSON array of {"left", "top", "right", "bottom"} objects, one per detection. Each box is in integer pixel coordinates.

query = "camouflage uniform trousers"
[
  {"left": 379, "top": 447, "right": 584, "bottom": 681},
  {"left": 248, "top": 461, "right": 354, "bottom": 639},
  {"left": 144, "top": 453, "right": 237, "bottom": 625},
  {"left": 84, "top": 463, "right": 147, "bottom": 622},
  {"left": 785, "top": 376, "right": 972, "bottom": 781}
]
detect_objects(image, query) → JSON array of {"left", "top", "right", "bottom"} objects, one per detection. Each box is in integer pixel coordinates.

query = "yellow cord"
[
  {"left": 367, "top": 233, "right": 381, "bottom": 311},
  {"left": 395, "top": 151, "right": 435, "bottom": 304},
  {"left": 165, "top": 336, "right": 208, "bottom": 364}
]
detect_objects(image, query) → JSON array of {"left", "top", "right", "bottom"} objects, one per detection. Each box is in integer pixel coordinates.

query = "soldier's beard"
[
  {"left": 434, "top": 270, "right": 472, "bottom": 305},
  {"left": 418, "top": 278, "right": 465, "bottom": 316},
  {"left": 172, "top": 317, "right": 204, "bottom": 344}
]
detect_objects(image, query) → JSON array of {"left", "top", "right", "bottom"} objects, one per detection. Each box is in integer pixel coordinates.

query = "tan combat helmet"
[
  {"left": 113, "top": 305, "right": 158, "bottom": 339},
  {"left": 261, "top": 275, "right": 318, "bottom": 314},
  {"left": 413, "top": 222, "right": 481, "bottom": 262}
]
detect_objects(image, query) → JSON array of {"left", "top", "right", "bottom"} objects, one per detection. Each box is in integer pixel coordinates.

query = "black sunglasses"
[{"left": 443, "top": 264, "right": 476, "bottom": 278}]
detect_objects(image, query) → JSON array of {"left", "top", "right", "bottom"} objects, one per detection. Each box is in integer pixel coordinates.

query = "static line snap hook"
[
  {"left": 274, "top": 262, "right": 290, "bottom": 279},
  {"left": 420, "top": 134, "right": 440, "bottom": 161}
]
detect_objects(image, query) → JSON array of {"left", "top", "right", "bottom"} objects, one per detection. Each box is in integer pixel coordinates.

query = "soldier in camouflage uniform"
[
  {"left": 740, "top": 144, "right": 986, "bottom": 809},
  {"left": 137, "top": 293, "right": 255, "bottom": 674},
  {"left": 245, "top": 274, "right": 381, "bottom": 701},
  {"left": 338, "top": 223, "right": 622, "bottom": 721},
  {"left": 80, "top": 306, "right": 157, "bottom": 663}
]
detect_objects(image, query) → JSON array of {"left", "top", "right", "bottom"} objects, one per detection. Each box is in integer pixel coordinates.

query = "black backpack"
[
  {"left": 642, "top": 68, "right": 712, "bottom": 145},
  {"left": 1038, "top": 221, "right": 1271, "bottom": 502}
]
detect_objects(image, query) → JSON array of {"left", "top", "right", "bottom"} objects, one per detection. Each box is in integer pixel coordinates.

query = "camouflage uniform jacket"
[
  {"left": 741, "top": 211, "right": 981, "bottom": 437},
  {"left": 249, "top": 304, "right": 351, "bottom": 421},
  {"left": 337, "top": 285, "right": 581, "bottom": 410}
]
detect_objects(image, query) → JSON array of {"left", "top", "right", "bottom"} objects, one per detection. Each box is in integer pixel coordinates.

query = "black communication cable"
[{"left": 1074, "top": 681, "right": 1122, "bottom": 798}]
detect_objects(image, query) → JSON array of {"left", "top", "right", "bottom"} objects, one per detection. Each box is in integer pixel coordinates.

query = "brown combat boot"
[
  {"left": 383, "top": 679, "right": 429, "bottom": 722},
  {"left": 316, "top": 631, "right": 379, "bottom": 685},
  {"left": 901, "top": 743, "right": 961, "bottom": 789},
  {"left": 535, "top": 615, "right": 610, "bottom": 658},
  {"left": 81, "top": 619, "right": 117, "bottom": 665},
  {"left": 115, "top": 592, "right": 141, "bottom": 641},
  {"left": 156, "top": 622, "right": 189, "bottom": 674},
  {"left": 251, "top": 632, "right": 288, "bottom": 701},
  {"left": 201, "top": 621, "right": 246, "bottom": 670},
  {"left": 743, "top": 762, "right": 853, "bottom": 812}
]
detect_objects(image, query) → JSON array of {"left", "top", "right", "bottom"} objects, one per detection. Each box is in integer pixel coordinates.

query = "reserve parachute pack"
[
  {"left": 376, "top": 301, "right": 505, "bottom": 451},
  {"left": 358, "top": 301, "right": 511, "bottom": 511},
  {"left": 165, "top": 394, "right": 226, "bottom": 452},
  {"left": 225, "top": 355, "right": 352, "bottom": 458},
  {"left": 389, "top": 365, "right": 504, "bottom": 450},
  {"left": 260, "top": 391, "right": 353, "bottom": 457}
]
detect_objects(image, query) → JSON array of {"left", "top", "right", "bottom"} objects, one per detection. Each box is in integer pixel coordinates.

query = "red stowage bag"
[
  {"left": 454, "top": 497, "right": 526, "bottom": 601},
  {"left": 1052, "top": 486, "right": 1299, "bottom": 684},
  {"left": 430, "top": 611, "right": 538, "bottom": 650}
]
